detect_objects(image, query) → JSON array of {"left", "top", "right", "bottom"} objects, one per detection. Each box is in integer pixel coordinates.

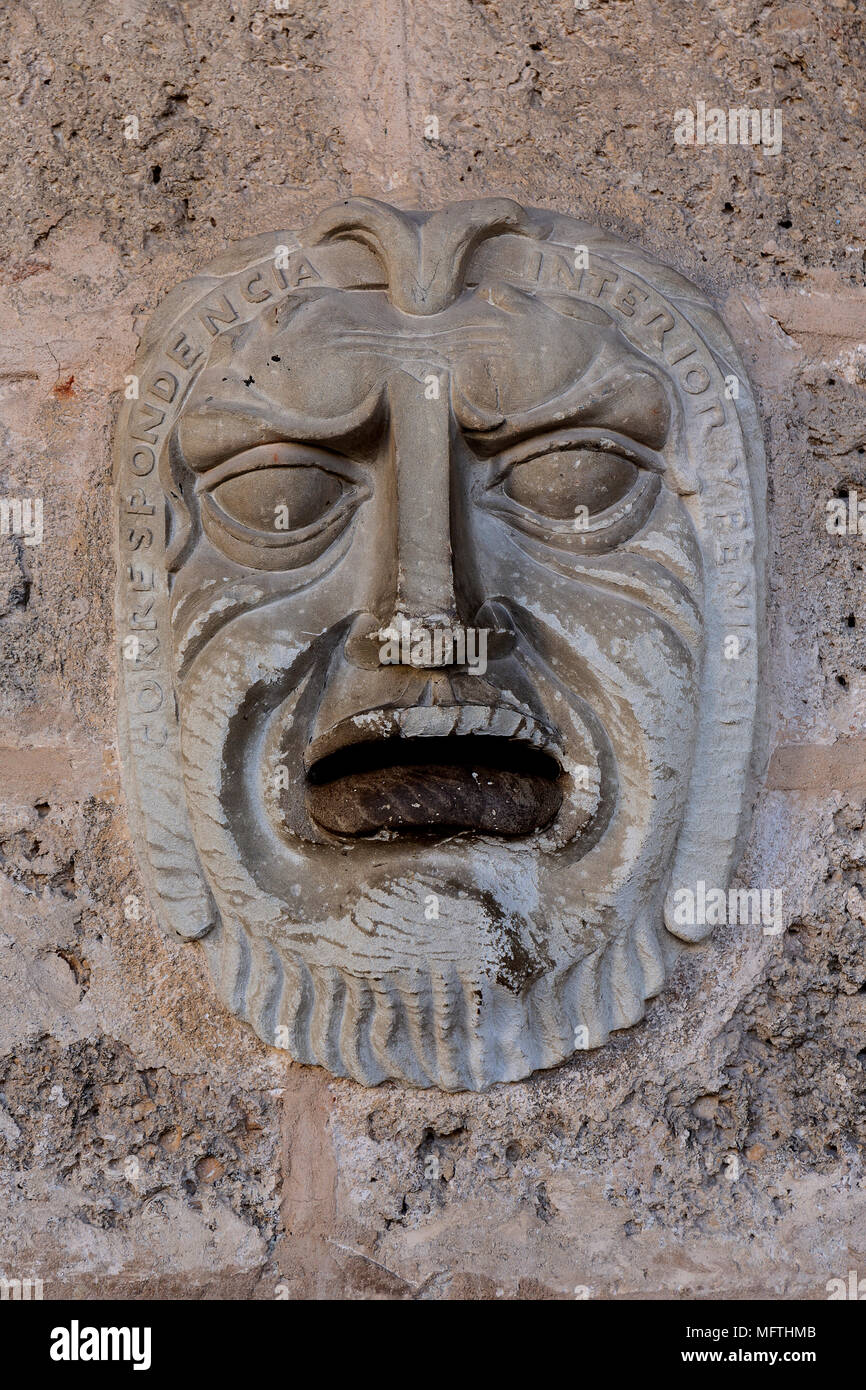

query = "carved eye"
[
  {"left": 199, "top": 443, "right": 367, "bottom": 571},
  {"left": 481, "top": 429, "right": 664, "bottom": 552},
  {"left": 209, "top": 465, "right": 345, "bottom": 536},
  {"left": 503, "top": 447, "right": 639, "bottom": 520}
]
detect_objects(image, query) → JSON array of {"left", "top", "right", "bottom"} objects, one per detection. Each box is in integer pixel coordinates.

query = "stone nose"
[
  {"left": 372, "top": 372, "right": 517, "bottom": 670},
  {"left": 385, "top": 369, "right": 460, "bottom": 629}
]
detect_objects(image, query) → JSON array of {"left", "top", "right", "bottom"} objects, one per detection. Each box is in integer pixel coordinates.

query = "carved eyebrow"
[
  {"left": 176, "top": 378, "right": 386, "bottom": 471},
  {"left": 459, "top": 355, "right": 671, "bottom": 455},
  {"left": 490, "top": 426, "right": 667, "bottom": 476},
  {"left": 191, "top": 439, "right": 370, "bottom": 491}
]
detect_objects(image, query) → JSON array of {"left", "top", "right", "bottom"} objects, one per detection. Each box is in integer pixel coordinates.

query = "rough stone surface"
[{"left": 0, "top": 0, "right": 864, "bottom": 1298}]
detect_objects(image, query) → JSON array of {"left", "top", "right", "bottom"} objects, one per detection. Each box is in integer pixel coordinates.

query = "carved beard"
[{"left": 173, "top": 479, "right": 703, "bottom": 1090}]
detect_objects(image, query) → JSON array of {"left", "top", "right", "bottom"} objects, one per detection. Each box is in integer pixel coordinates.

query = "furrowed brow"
[
  {"left": 176, "top": 379, "right": 386, "bottom": 470},
  {"left": 460, "top": 357, "right": 671, "bottom": 455}
]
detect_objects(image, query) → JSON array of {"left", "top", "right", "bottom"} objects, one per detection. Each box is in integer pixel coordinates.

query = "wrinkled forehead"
[
  {"left": 179, "top": 283, "right": 671, "bottom": 462},
  {"left": 231, "top": 287, "right": 597, "bottom": 420}
]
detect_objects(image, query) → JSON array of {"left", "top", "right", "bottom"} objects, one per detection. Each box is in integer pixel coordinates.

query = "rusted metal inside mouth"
[{"left": 304, "top": 734, "right": 564, "bottom": 837}]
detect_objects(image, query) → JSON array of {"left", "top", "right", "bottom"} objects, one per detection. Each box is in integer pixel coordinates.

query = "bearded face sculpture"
[{"left": 115, "top": 198, "right": 765, "bottom": 1090}]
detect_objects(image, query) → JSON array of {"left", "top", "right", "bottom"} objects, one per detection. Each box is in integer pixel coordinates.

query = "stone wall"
[{"left": 0, "top": 0, "right": 864, "bottom": 1298}]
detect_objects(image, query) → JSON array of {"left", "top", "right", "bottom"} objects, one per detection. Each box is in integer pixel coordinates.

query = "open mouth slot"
[{"left": 305, "top": 735, "right": 563, "bottom": 838}]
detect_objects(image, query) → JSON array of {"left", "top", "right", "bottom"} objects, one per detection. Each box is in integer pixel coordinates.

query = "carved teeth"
[
  {"left": 397, "top": 705, "right": 459, "bottom": 739},
  {"left": 454, "top": 705, "right": 491, "bottom": 736},
  {"left": 304, "top": 702, "right": 559, "bottom": 769},
  {"left": 374, "top": 703, "right": 553, "bottom": 747}
]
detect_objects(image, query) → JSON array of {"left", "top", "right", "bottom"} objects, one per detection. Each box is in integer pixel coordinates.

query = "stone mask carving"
[{"left": 115, "top": 198, "right": 766, "bottom": 1090}]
